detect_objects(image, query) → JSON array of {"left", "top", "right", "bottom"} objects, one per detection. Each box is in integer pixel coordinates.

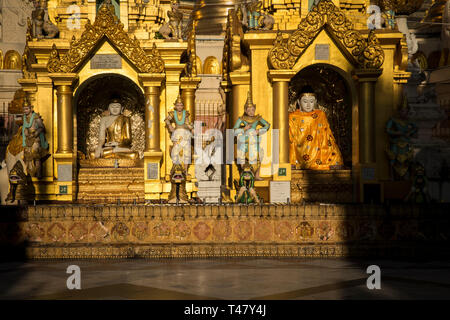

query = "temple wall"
[{"left": 0, "top": 204, "right": 448, "bottom": 259}]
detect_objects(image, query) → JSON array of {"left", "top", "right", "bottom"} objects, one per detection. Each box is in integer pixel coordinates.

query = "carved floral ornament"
[
  {"left": 47, "top": 2, "right": 164, "bottom": 73},
  {"left": 268, "top": 0, "right": 385, "bottom": 70}
]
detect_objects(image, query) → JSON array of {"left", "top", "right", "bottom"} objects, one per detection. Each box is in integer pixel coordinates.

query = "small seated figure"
[
  {"left": 31, "top": 0, "right": 59, "bottom": 39},
  {"left": 237, "top": 0, "right": 274, "bottom": 31},
  {"left": 233, "top": 91, "right": 270, "bottom": 180},
  {"left": 168, "top": 163, "right": 188, "bottom": 204},
  {"left": 165, "top": 94, "right": 193, "bottom": 174},
  {"left": 92, "top": 99, "right": 138, "bottom": 160},
  {"left": 234, "top": 164, "right": 261, "bottom": 204},
  {"left": 289, "top": 85, "right": 343, "bottom": 170}
]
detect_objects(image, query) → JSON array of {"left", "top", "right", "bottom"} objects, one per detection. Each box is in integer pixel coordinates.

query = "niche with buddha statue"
[
  {"left": 288, "top": 64, "right": 352, "bottom": 169},
  {"left": 74, "top": 74, "right": 146, "bottom": 163}
]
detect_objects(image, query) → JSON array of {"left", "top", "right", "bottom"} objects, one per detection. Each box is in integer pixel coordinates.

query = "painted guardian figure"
[
  {"left": 165, "top": 94, "right": 194, "bottom": 175},
  {"left": 289, "top": 86, "right": 343, "bottom": 170},
  {"left": 233, "top": 91, "right": 270, "bottom": 180},
  {"left": 22, "top": 100, "right": 49, "bottom": 178}
]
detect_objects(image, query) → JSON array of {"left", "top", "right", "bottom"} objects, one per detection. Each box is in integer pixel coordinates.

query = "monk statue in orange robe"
[{"left": 289, "top": 86, "right": 343, "bottom": 170}]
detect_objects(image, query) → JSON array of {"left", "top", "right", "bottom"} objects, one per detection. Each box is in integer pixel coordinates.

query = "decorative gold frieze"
[
  {"left": 47, "top": 2, "right": 164, "bottom": 73},
  {"left": 268, "top": 0, "right": 385, "bottom": 70}
]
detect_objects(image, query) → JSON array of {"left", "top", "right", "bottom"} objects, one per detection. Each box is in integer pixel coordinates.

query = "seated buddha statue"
[
  {"left": 289, "top": 86, "right": 343, "bottom": 170},
  {"left": 92, "top": 99, "right": 138, "bottom": 160}
]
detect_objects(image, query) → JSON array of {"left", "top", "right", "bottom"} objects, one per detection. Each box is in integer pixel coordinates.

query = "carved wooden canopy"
[
  {"left": 47, "top": 2, "right": 164, "bottom": 73},
  {"left": 269, "top": 0, "right": 385, "bottom": 70}
]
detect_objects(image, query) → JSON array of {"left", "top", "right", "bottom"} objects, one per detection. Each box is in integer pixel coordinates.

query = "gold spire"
[
  {"left": 245, "top": 91, "right": 255, "bottom": 108},
  {"left": 174, "top": 93, "right": 183, "bottom": 105}
]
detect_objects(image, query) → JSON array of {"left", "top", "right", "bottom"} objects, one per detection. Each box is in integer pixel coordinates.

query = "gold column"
[
  {"left": 139, "top": 73, "right": 165, "bottom": 200},
  {"left": 180, "top": 77, "right": 201, "bottom": 121},
  {"left": 353, "top": 69, "right": 382, "bottom": 164},
  {"left": 228, "top": 72, "right": 250, "bottom": 190},
  {"left": 145, "top": 86, "right": 161, "bottom": 151},
  {"left": 268, "top": 70, "right": 296, "bottom": 164},
  {"left": 229, "top": 72, "right": 250, "bottom": 128},
  {"left": 353, "top": 69, "right": 382, "bottom": 203},
  {"left": 56, "top": 85, "right": 73, "bottom": 153},
  {"left": 48, "top": 73, "right": 78, "bottom": 202},
  {"left": 49, "top": 74, "right": 78, "bottom": 154},
  {"left": 139, "top": 73, "right": 165, "bottom": 152}
]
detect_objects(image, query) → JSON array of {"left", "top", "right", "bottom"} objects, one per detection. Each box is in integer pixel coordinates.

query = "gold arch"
[
  {"left": 203, "top": 56, "right": 221, "bottom": 74},
  {"left": 0, "top": 50, "right": 3, "bottom": 69},
  {"left": 269, "top": 0, "right": 384, "bottom": 70},
  {"left": 47, "top": 2, "right": 164, "bottom": 73},
  {"left": 4, "top": 50, "right": 22, "bottom": 70}
]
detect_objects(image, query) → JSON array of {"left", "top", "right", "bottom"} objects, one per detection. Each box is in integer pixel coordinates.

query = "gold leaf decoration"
[
  {"left": 46, "top": 2, "right": 164, "bottom": 73},
  {"left": 268, "top": 0, "right": 384, "bottom": 70}
]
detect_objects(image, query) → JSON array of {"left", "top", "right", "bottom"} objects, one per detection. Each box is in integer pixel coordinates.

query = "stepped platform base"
[
  {"left": 77, "top": 167, "right": 145, "bottom": 203},
  {"left": 0, "top": 204, "right": 449, "bottom": 259},
  {"left": 291, "top": 170, "right": 353, "bottom": 203}
]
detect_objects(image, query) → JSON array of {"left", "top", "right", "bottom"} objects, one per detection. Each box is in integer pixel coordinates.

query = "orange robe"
[{"left": 289, "top": 109, "right": 343, "bottom": 170}]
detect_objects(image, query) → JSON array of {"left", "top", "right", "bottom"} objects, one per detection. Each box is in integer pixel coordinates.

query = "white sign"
[{"left": 270, "top": 181, "right": 291, "bottom": 203}]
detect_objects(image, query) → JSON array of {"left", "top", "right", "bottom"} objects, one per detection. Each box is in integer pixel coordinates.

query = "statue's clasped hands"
[{"left": 105, "top": 141, "right": 119, "bottom": 147}]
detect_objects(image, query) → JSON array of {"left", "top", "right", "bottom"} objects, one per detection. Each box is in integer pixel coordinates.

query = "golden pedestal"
[
  {"left": 291, "top": 169, "right": 353, "bottom": 203},
  {"left": 77, "top": 166, "right": 145, "bottom": 203}
]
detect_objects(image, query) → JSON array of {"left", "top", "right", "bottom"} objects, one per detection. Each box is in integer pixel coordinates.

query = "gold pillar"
[
  {"left": 49, "top": 74, "right": 78, "bottom": 153},
  {"left": 268, "top": 70, "right": 296, "bottom": 164},
  {"left": 180, "top": 77, "right": 201, "bottom": 121},
  {"left": 353, "top": 69, "right": 382, "bottom": 203},
  {"left": 229, "top": 72, "right": 250, "bottom": 129},
  {"left": 353, "top": 69, "right": 382, "bottom": 164},
  {"left": 56, "top": 85, "right": 73, "bottom": 153},
  {"left": 139, "top": 73, "right": 165, "bottom": 200},
  {"left": 228, "top": 72, "right": 250, "bottom": 190},
  {"left": 139, "top": 73, "right": 165, "bottom": 152},
  {"left": 48, "top": 73, "right": 78, "bottom": 202},
  {"left": 145, "top": 86, "right": 161, "bottom": 151}
]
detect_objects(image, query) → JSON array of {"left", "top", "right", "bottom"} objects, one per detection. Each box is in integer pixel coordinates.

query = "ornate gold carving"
[
  {"left": 77, "top": 168, "right": 145, "bottom": 203},
  {"left": 222, "top": 9, "right": 250, "bottom": 77},
  {"left": 2, "top": 204, "right": 446, "bottom": 259},
  {"left": 378, "top": 0, "right": 425, "bottom": 15},
  {"left": 268, "top": 0, "right": 384, "bottom": 70},
  {"left": 47, "top": 2, "right": 164, "bottom": 73}
]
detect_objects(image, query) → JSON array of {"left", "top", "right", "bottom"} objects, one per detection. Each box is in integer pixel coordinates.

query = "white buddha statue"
[{"left": 92, "top": 99, "right": 138, "bottom": 160}]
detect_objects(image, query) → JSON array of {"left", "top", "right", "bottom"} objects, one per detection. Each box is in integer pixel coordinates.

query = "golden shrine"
[
  {"left": 11, "top": 0, "right": 409, "bottom": 203},
  {"left": 2, "top": 0, "right": 448, "bottom": 260}
]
